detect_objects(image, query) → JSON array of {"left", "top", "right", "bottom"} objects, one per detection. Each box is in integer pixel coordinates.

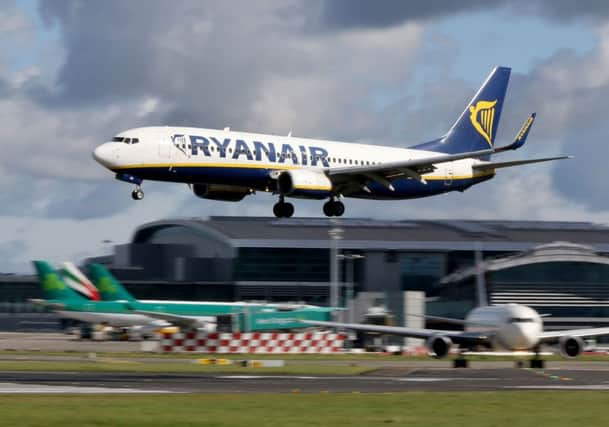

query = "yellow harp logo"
[{"left": 469, "top": 99, "right": 497, "bottom": 147}]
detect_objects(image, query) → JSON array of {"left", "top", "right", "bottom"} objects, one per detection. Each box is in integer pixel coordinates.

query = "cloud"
[{"left": 319, "top": 0, "right": 609, "bottom": 30}]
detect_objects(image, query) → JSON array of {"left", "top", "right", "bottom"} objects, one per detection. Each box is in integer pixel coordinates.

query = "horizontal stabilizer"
[{"left": 473, "top": 156, "right": 572, "bottom": 171}]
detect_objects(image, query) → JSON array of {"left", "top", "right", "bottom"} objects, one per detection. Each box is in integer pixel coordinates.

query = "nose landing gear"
[
  {"left": 131, "top": 186, "right": 144, "bottom": 200},
  {"left": 323, "top": 199, "right": 345, "bottom": 217},
  {"left": 273, "top": 196, "right": 294, "bottom": 218}
]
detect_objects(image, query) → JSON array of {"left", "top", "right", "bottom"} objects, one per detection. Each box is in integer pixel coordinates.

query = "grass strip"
[{"left": 0, "top": 392, "right": 607, "bottom": 427}]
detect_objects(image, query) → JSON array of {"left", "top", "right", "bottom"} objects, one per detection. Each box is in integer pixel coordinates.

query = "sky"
[{"left": 1, "top": 0, "right": 609, "bottom": 273}]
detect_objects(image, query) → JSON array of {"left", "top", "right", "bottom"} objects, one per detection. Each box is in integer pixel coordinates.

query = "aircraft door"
[{"left": 444, "top": 165, "right": 454, "bottom": 186}]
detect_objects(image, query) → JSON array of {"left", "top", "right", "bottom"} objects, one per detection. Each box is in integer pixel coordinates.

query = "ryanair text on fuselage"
[{"left": 173, "top": 134, "right": 330, "bottom": 167}]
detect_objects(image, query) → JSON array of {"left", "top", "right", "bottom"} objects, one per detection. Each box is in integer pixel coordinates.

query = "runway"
[{"left": 2, "top": 368, "right": 609, "bottom": 393}]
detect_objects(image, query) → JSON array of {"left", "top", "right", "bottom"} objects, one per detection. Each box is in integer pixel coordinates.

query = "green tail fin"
[
  {"left": 32, "top": 261, "right": 88, "bottom": 302},
  {"left": 87, "top": 264, "right": 136, "bottom": 302}
]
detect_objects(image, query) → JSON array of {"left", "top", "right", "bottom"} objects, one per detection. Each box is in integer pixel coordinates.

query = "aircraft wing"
[
  {"left": 406, "top": 313, "right": 500, "bottom": 328},
  {"left": 539, "top": 327, "right": 609, "bottom": 341},
  {"left": 131, "top": 310, "right": 205, "bottom": 329},
  {"left": 301, "top": 320, "right": 488, "bottom": 346},
  {"left": 327, "top": 147, "right": 496, "bottom": 189},
  {"left": 472, "top": 156, "right": 572, "bottom": 172}
]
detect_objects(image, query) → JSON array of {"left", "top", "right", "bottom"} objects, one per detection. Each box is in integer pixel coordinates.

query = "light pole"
[
  {"left": 328, "top": 223, "right": 343, "bottom": 321},
  {"left": 337, "top": 253, "right": 365, "bottom": 323}
]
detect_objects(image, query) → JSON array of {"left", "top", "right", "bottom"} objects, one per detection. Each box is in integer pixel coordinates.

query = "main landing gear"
[
  {"left": 529, "top": 347, "right": 545, "bottom": 369},
  {"left": 273, "top": 197, "right": 294, "bottom": 218},
  {"left": 131, "top": 186, "right": 144, "bottom": 200},
  {"left": 453, "top": 353, "right": 469, "bottom": 368},
  {"left": 323, "top": 199, "right": 345, "bottom": 217}
]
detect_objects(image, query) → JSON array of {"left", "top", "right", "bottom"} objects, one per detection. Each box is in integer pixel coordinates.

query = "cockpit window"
[
  {"left": 510, "top": 317, "right": 534, "bottom": 323},
  {"left": 113, "top": 136, "right": 140, "bottom": 144}
]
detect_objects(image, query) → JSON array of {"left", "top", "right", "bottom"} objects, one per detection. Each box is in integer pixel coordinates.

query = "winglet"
[{"left": 496, "top": 112, "right": 536, "bottom": 152}]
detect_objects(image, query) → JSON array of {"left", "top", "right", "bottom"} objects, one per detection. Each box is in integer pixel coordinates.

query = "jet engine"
[
  {"left": 192, "top": 184, "right": 252, "bottom": 202},
  {"left": 426, "top": 335, "right": 453, "bottom": 358},
  {"left": 277, "top": 170, "right": 332, "bottom": 199},
  {"left": 558, "top": 336, "right": 584, "bottom": 358}
]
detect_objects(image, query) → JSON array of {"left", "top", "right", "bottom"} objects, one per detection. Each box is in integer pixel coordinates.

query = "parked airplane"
[
  {"left": 303, "top": 304, "right": 609, "bottom": 368},
  {"left": 31, "top": 261, "right": 333, "bottom": 332},
  {"left": 85, "top": 262, "right": 333, "bottom": 331},
  {"left": 93, "top": 66, "right": 570, "bottom": 218}
]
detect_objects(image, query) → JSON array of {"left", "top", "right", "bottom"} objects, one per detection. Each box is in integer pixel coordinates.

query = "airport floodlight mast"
[
  {"left": 337, "top": 252, "right": 365, "bottom": 323},
  {"left": 328, "top": 222, "right": 343, "bottom": 321}
]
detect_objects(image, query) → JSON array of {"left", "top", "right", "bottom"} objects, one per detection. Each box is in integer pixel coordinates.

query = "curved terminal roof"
[
  {"left": 132, "top": 216, "right": 609, "bottom": 252},
  {"left": 440, "top": 241, "right": 609, "bottom": 285}
]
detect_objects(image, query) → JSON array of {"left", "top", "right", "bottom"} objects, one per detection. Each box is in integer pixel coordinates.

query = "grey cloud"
[
  {"left": 37, "top": 1, "right": 296, "bottom": 129},
  {"left": 319, "top": 0, "right": 496, "bottom": 29},
  {"left": 319, "top": 0, "right": 609, "bottom": 30},
  {"left": 37, "top": 0, "right": 422, "bottom": 139}
]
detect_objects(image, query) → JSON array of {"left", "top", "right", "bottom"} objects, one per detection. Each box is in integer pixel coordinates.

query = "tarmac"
[
  {"left": 2, "top": 332, "right": 609, "bottom": 393},
  {"left": 2, "top": 368, "right": 609, "bottom": 394}
]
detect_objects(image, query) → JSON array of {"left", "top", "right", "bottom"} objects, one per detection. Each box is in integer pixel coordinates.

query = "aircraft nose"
[
  {"left": 517, "top": 324, "right": 540, "bottom": 349},
  {"left": 93, "top": 143, "right": 115, "bottom": 168}
]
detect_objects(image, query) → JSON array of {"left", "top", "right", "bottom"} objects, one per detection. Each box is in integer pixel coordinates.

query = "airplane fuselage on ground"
[{"left": 304, "top": 303, "right": 609, "bottom": 368}]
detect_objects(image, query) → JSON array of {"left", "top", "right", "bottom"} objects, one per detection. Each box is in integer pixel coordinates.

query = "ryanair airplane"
[{"left": 93, "top": 67, "right": 569, "bottom": 218}]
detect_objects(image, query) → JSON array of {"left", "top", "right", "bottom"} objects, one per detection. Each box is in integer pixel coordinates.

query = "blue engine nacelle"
[{"left": 192, "top": 184, "right": 252, "bottom": 202}]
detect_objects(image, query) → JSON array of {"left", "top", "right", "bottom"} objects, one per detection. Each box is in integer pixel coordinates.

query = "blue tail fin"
[{"left": 414, "top": 66, "right": 511, "bottom": 158}]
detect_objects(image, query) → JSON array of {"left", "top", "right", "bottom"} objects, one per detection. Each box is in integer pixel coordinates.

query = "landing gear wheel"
[
  {"left": 530, "top": 358, "right": 544, "bottom": 369},
  {"left": 273, "top": 202, "right": 283, "bottom": 218},
  {"left": 283, "top": 202, "right": 294, "bottom": 218},
  {"left": 453, "top": 357, "right": 469, "bottom": 368},
  {"left": 333, "top": 201, "right": 345, "bottom": 217},
  {"left": 273, "top": 202, "right": 295, "bottom": 218},
  {"left": 323, "top": 200, "right": 345, "bottom": 217},
  {"left": 131, "top": 188, "right": 144, "bottom": 200}
]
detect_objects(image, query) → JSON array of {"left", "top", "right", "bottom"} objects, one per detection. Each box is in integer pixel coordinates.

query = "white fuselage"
[
  {"left": 56, "top": 310, "right": 216, "bottom": 331},
  {"left": 93, "top": 126, "right": 492, "bottom": 200},
  {"left": 464, "top": 304, "right": 543, "bottom": 351}
]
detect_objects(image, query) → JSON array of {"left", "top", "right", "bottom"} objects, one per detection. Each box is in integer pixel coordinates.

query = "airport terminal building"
[{"left": 3, "top": 216, "right": 609, "bottom": 330}]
